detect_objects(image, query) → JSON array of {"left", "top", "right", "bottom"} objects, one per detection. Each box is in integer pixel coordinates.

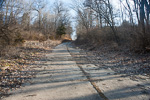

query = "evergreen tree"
[{"left": 56, "top": 24, "right": 66, "bottom": 36}]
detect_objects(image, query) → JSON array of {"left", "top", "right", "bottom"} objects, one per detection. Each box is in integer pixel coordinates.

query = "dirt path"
[{"left": 2, "top": 42, "right": 150, "bottom": 100}]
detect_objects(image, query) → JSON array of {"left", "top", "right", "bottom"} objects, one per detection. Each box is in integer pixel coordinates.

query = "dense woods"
[
  {"left": 0, "top": 0, "right": 72, "bottom": 56},
  {"left": 73, "top": 0, "right": 150, "bottom": 52}
]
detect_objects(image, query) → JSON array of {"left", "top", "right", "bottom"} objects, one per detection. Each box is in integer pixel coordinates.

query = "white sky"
[{"left": 48, "top": 0, "right": 121, "bottom": 17}]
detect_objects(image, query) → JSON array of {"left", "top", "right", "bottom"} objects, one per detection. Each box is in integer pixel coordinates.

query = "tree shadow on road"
[{"left": 3, "top": 43, "right": 150, "bottom": 100}]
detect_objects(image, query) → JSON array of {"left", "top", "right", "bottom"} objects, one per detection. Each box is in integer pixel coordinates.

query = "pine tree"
[{"left": 56, "top": 24, "right": 66, "bottom": 36}]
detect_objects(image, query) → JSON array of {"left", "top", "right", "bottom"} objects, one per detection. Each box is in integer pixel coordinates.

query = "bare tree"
[
  {"left": 72, "top": 0, "right": 94, "bottom": 32},
  {"left": 132, "top": 0, "right": 150, "bottom": 49},
  {"left": 32, "top": 0, "right": 47, "bottom": 30},
  {"left": 119, "top": 0, "right": 134, "bottom": 25},
  {"left": 21, "top": 12, "right": 30, "bottom": 30},
  {"left": 87, "top": 0, "right": 120, "bottom": 44},
  {"left": 0, "top": 0, "right": 5, "bottom": 9},
  {"left": 53, "top": 1, "right": 66, "bottom": 32},
  {"left": 52, "top": 1, "right": 72, "bottom": 37}
]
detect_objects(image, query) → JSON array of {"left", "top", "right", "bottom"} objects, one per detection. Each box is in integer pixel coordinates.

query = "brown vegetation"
[
  {"left": 74, "top": 0, "right": 150, "bottom": 53},
  {"left": 0, "top": 0, "right": 71, "bottom": 96},
  {"left": 0, "top": 0, "right": 72, "bottom": 57},
  {"left": 0, "top": 40, "right": 61, "bottom": 98}
]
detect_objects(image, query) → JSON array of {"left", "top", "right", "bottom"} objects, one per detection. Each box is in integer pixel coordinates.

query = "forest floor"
[
  {"left": 0, "top": 40, "right": 61, "bottom": 99},
  {"left": 72, "top": 42, "right": 150, "bottom": 77}
]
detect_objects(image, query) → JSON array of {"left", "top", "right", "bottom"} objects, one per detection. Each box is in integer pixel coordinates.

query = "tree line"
[
  {"left": 0, "top": 0, "right": 72, "bottom": 49},
  {"left": 73, "top": 0, "right": 150, "bottom": 52}
]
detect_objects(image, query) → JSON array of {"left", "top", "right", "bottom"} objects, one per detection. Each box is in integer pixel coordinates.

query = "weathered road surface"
[
  {"left": 2, "top": 43, "right": 150, "bottom": 100},
  {"left": 2, "top": 43, "right": 102, "bottom": 100}
]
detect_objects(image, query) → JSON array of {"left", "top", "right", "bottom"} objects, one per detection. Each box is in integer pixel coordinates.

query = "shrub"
[
  {"left": 56, "top": 24, "right": 66, "bottom": 36},
  {"left": 76, "top": 27, "right": 118, "bottom": 46}
]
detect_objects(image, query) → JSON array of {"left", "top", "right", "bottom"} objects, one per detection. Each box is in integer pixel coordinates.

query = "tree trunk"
[{"left": 140, "top": 0, "right": 148, "bottom": 49}]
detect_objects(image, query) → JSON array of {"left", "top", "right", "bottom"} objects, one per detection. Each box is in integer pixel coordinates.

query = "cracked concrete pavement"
[
  {"left": 2, "top": 43, "right": 102, "bottom": 100},
  {"left": 2, "top": 43, "right": 150, "bottom": 100}
]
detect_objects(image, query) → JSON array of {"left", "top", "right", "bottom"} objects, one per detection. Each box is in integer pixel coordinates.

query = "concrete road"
[
  {"left": 2, "top": 43, "right": 102, "bottom": 100},
  {"left": 68, "top": 43, "right": 150, "bottom": 100},
  {"left": 2, "top": 43, "right": 150, "bottom": 100}
]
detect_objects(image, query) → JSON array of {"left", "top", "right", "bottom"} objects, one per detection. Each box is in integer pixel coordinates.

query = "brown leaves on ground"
[
  {"left": 73, "top": 42, "right": 150, "bottom": 77},
  {"left": 0, "top": 40, "right": 61, "bottom": 99}
]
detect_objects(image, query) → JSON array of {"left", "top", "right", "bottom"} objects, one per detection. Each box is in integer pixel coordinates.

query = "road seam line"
[{"left": 66, "top": 45, "right": 109, "bottom": 100}]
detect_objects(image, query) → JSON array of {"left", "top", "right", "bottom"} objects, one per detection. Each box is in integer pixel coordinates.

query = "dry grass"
[
  {"left": 76, "top": 25, "right": 150, "bottom": 53},
  {"left": 23, "top": 40, "right": 61, "bottom": 50},
  {"left": 75, "top": 27, "right": 119, "bottom": 50},
  {"left": 21, "top": 31, "right": 47, "bottom": 41}
]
